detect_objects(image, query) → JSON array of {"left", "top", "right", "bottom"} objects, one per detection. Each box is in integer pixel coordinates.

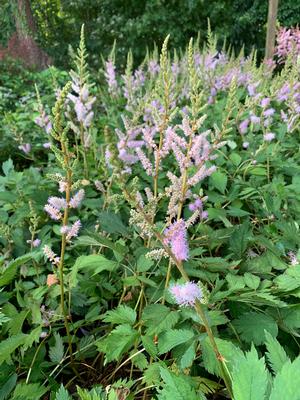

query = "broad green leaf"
[
  {"left": 102, "top": 305, "right": 136, "bottom": 325},
  {"left": 11, "top": 383, "right": 47, "bottom": 399},
  {"left": 158, "top": 368, "right": 201, "bottom": 400},
  {"left": 269, "top": 357, "right": 300, "bottom": 400},
  {"left": 55, "top": 385, "right": 72, "bottom": 400},
  {"left": 49, "top": 333, "right": 64, "bottom": 363},
  {"left": 0, "top": 334, "right": 27, "bottom": 365},
  {"left": 233, "top": 312, "right": 278, "bottom": 345},
  {"left": 210, "top": 171, "right": 227, "bottom": 193},
  {"left": 158, "top": 329, "right": 194, "bottom": 354},
  {"left": 0, "top": 373, "right": 17, "bottom": 400},
  {"left": 265, "top": 331, "right": 289, "bottom": 374},
  {"left": 142, "top": 304, "right": 179, "bottom": 335},
  {"left": 96, "top": 324, "right": 139, "bottom": 362},
  {"left": 244, "top": 272, "right": 260, "bottom": 290},
  {"left": 201, "top": 337, "right": 243, "bottom": 377},
  {"left": 232, "top": 346, "right": 268, "bottom": 400},
  {"left": 73, "top": 254, "right": 117, "bottom": 276},
  {"left": 0, "top": 254, "right": 35, "bottom": 286},
  {"left": 98, "top": 211, "right": 128, "bottom": 235},
  {"left": 229, "top": 221, "right": 250, "bottom": 258}
]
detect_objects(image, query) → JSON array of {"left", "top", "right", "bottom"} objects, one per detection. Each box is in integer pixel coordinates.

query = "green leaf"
[
  {"left": 137, "top": 254, "right": 154, "bottom": 272},
  {"left": 158, "top": 329, "right": 194, "bottom": 355},
  {"left": 11, "top": 383, "right": 47, "bottom": 400},
  {"left": 0, "top": 334, "right": 27, "bottom": 365},
  {"left": 98, "top": 211, "right": 128, "bottom": 235},
  {"left": 96, "top": 324, "right": 139, "bottom": 362},
  {"left": 0, "top": 254, "right": 35, "bottom": 286},
  {"left": 232, "top": 346, "right": 268, "bottom": 400},
  {"left": 244, "top": 273, "right": 260, "bottom": 290},
  {"left": 158, "top": 368, "right": 201, "bottom": 400},
  {"left": 55, "top": 385, "right": 72, "bottom": 400},
  {"left": 201, "top": 337, "right": 243, "bottom": 377},
  {"left": 102, "top": 305, "right": 136, "bottom": 325},
  {"left": 73, "top": 234, "right": 126, "bottom": 255},
  {"left": 269, "top": 357, "right": 300, "bottom": 400},
  {"left": 2, "top": 159, "right": 14, "bottom": 176},
  {"left": 265, "top": 331, "right": 289, "bottom": 374},
  {"left": 0, "top": 373, "right": 17, "bottom": 400},
  {"left": 210, "top": 171, "right": 227, "bottom": 193},
  {"left": 229, "top": 222, "right": 250, "bottom": 258},
  {"left": 233, "top": 312, "right": 278, "bottom": 345},
  {"left": 49, "top": 333, "right": 64, "bottom": 363},
  {"left": 73, "top": 254, "right": 118, "bottom": 275},
  {"left": 142, "top": 304, "right": 179, "bottom": 335}
]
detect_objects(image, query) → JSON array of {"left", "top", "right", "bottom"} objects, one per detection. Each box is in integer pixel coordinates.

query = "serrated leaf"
[
  {"left": 201, "top": 336, "right": 243, "bottom": 377},
  {"left": 73, "top": 254, "right": 117, "bottom": 276},
  {"left": 229, "top": 222, "right": 250, "bottom": 258},
  {"left": 98, "top": 211, "right": 128, "bottom": 235},
  {"left": 158, "top": 329, "right": 194, "bottom": 354},
  {"left": 142, "top": 304, "right": 179, "bottom": 335},
  {"left": 0, "top": 334, "right": 27, "bottom": 365},
  {"left": 265, "top": 331, "right": 289, "bottom": 374},
  {"left": 102, "top": 305, "right": 136, "bottom": 325},
  {"left": 210, "top": 171, "right": 227, "bottom": 194},
  {"left": 269, "top": 357, "right": 300, "bottom": 400},
  {"left": 49, "top": 333, "right": 64, "bottom": 363},
  {"left": 0, "top": 254, "right": 35, "bottom": 286},
  {"left": 96, "top": 324, "right": 139, "bottom": 362},
  {"left": 55, "top": 385, "right": 72, "bottom": 400},
  {"left": 233, "top": 312, "right": 278, "bottom": 345},
  {"left": 158, "top": 368, "right": 202, "bottom": 400},
  {"left": 0, "top": 373, "right": 17, "bottom": 400},
  {"left": 232, "top": 346, "right": 268, "bottom": 400},
  {"left": 244, "top": 272, "right": 260, "bottom": 290},
  {"left": 11, "top": 383, "right": 47, "bottom": 399}
]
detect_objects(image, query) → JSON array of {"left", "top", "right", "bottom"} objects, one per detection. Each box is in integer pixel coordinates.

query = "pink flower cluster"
[
  {"left": 164, "top": 219, "right": 189, "bottom": 261},
  {"left": 60, "top": 220, "right": 81, "bottom": 241},
  {"left": 170, "top": 282, "right": 202, "bottom": 306},
  {"left": 275, "top": 27, "right": 300, "bottom": 63},
  {"left": 44, "top": 190, "right": 84, "bottom": 220}
]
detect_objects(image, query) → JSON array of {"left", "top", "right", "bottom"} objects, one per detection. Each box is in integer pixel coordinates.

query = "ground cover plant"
[{"left": 2, "top": 26, "right": 300, "bottom": 399}]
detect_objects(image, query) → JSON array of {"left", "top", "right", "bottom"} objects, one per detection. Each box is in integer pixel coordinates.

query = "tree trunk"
[
  {"left": 265, "top": 0, "right": 279, "bottom": 60},
  {"left": 0, "top": 0, "right": 51, "bottom": 69}
]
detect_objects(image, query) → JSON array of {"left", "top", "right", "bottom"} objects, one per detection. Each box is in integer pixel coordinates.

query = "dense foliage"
[
  {"left": 2, "top": 26, "right": 300, "bottom": 399},
  {"left": 2, "top": 0, "right": 300, "bottom": 68}
]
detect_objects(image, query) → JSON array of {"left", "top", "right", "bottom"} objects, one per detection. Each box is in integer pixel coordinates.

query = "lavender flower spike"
[
  {"left": 66, "top": 220, "right": 81, "bottom": 241},
  {"left": 69, "top": 189, "right": 85, "bottom": 208},
  {"left": 170, "top": 282, "right": 202, "bottom": 306},
  {"left": 164, "top": 219, "right": 189, "bottom": 261},
  {"left": 43, "top": 245, "right": 60, "bottom": 266}
]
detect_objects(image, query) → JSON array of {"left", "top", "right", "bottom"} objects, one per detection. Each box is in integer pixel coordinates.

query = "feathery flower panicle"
[
  {"left": 164, "top": 219, "right": 189, "bottom": 261},
  {"left": 27, "top": 238, "right": 41, "bottom": 247},
  {"left": 18, "top": 144, "right": 31, "bottom": 154},
  {"left": 250, "top": 115, "right": 260, "bottom": 125},
  {"left": 43, "top": 245, "right": 60, "bottom": 266},
  {"left": 66, "top": 220, "right": 81, "bottom": 241},
  {"left": 69, "top": 189, "right": 85, "bottom": 208},
  {"left": 239, "top": 119, "right": 249, "bottom": 135},
  {"left": 48, "top": 197, "right": 67, "bottom": 210},
  {"left": 44, "top": 204, "right": 62, "bottom": 220},
  {"left": 264, "top": 132, "right": 275, "bottom": 142},
  {"left": 135, "top": 148, "right": 153, "bottom": 176},
  {"left": 105, "top": 60, "right": 118, "bottom": 94},
  {"left": 170, "top": 282, "right": 202, "bottom": 306}
]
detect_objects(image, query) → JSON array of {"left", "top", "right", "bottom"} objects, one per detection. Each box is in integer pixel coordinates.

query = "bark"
[
  {"left": 265, "top": 0, "right": 279, "bottom": 60},
  {"left": 0, "top": 0, "right": 51, "bottom": 69}
]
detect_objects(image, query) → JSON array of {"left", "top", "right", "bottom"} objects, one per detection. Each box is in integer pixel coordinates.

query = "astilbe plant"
[{"left": 111, "top": 37, "right": 236, "bottom": 397}]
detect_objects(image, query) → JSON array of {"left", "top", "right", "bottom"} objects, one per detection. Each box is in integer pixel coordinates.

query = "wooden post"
[{"left": 265, "top": 0, "right": 279, "bottom": 60}]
